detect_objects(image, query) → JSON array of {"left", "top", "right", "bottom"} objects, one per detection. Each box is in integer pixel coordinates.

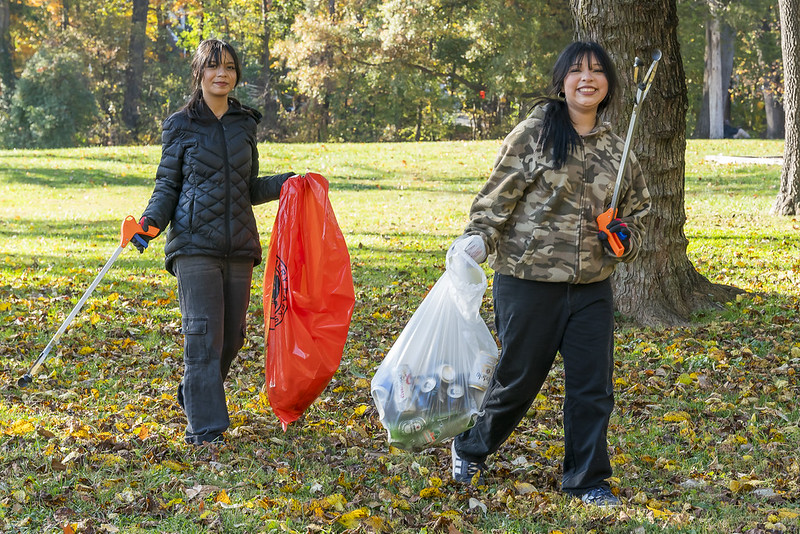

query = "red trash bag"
[{"left": 262, "top": 172, "right": 355, "bottom": 430}]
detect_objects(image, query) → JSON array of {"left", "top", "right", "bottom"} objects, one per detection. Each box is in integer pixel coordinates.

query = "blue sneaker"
[
  {"left": 580, "top": 487, "right": 620, "bottom": 507},
  {"left": 451, "top": 441, "right": 487, "bottom": 485}
]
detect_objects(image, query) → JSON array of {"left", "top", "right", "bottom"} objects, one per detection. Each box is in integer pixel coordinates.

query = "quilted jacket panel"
[{"left": 142, "top": 99, "right": 285, "bottom": 275}]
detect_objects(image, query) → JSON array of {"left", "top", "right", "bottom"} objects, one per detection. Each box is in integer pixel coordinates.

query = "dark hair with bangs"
[
  {"left": 532, "top": 41, "right": 619, "bottom": 169},
  {"left": 182, "top": 39, "right": 242, "bottom": 119}
]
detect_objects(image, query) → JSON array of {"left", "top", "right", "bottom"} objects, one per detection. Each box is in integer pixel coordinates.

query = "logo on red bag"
[{"left": 270, "top": 256, "right": 289, "bottom": 330}]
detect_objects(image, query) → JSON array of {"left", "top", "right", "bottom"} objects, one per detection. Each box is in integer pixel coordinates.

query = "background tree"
[
  {"left": 0, "top": 0, "right": 14, "bottom": 96},
  {"left": 680, "top": 0, "right": 783, "bottom": 138},
  {"left": 121, "top": 0, "right": 151, "bottom": 139},
  {"left": 260, "top": 0, "right": 279, "bottom": 136},
  {"left": 773, "top": 0, "right": 800, "bottom": 215},
  {"left": 692, "top": 15, "right": 734, "bottom": 138},
  {"left": 0, "top": 0, "right": 787, "bottom": 145},
  {"left": 707, "top": 0, "right": 726, "bottom": 138},
  {"left": 571, "top": 0, "right": 738, "bottom": 326},
  {"left": 730, "top": 0, "right": 784, "bottom": 138}
]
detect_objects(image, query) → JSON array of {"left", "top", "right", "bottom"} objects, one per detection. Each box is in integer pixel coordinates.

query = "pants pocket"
[{"left": 182, "top": 316, "right": 210, "bottom": 363}]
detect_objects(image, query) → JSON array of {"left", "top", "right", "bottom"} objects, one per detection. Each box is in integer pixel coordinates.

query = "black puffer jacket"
[{"left": 142, "top": 99, "right": 291, "bottom": 275}]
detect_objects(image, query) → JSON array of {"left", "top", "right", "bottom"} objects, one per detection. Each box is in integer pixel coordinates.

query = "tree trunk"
[
  {"left": 708, "top": 11, "right": 724, "bottom": 138},
  {"left": 693, "top": 19, "right": 734, "bottom": 138},
  {"left": 62, "top": 0, "right": 69, "bottom": 30},
  {"left": 121, "top": 0, "right": 150, "bottom": 139},
  {"left": 260, "top": 0, "right": 279, "bottom": 138},
  {"left": 764, "top": 82, "right": 786, "bottom": 139},
  {"left": 571, "top": 0, "right": 739, "bottom": 327},
  {"left": 773, "top": 0, "right": 800, "bottom": 215},
  {"left": 0, "top": 0, "right": 14, "bottom": 96}
]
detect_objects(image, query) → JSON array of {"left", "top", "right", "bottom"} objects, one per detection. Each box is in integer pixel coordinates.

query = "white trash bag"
[{"left": 371, "top": 238, "right": 499, "bottom": 451}]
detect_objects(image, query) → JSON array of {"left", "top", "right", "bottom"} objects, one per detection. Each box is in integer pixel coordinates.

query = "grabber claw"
[{"left": 120, "top": 215, "right": 159, "bottom": 249}]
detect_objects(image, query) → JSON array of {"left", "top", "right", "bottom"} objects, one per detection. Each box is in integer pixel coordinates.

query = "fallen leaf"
[
  {"left": 337, "top": 508, "right": 369, "bottom": 528},
  {"left": 514, "top": 481, "right": 536, "bottom": 495},
  {"left": 663, "top": 411, "right": 692, "bottom": 423},
  {"left": 468, "top": 497, "right": 487, "bottom": 513}
]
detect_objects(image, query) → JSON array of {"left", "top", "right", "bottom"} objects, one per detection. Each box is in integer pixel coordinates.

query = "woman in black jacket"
[{"left": 135, "top": 39, "right": 294, "bottom": 445}]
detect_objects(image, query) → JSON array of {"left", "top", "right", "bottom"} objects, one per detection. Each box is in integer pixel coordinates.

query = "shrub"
[{"left": 1, "top": 47, "right": 98, "bottom": 148}]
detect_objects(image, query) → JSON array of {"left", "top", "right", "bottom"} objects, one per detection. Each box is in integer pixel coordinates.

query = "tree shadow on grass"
[{"left": 0, "top": 165, "right": 153, "bottom": 188}]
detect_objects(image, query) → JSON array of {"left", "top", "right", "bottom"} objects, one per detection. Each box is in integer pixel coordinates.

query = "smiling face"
[
  {"left": 562, "top": 53, "right": 609, "bottom": 117},
  {"left": 201, "top": 50, "right": 237, "bottom": 100}
]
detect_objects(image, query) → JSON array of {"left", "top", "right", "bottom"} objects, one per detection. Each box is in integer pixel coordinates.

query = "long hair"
[
  {"left": 534, "top": 41, "right": 619, "bottom": 169},
  {"left": 181, "top": 39, "right": 243, "bottom": 119}
]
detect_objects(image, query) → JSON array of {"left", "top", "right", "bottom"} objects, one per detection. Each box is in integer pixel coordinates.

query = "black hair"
[
  {"left": 533, "top": 41, "right": 619, "bottom": 169},
  {"left": 181, "top": 39, "right": 243, "bottom": 119}
]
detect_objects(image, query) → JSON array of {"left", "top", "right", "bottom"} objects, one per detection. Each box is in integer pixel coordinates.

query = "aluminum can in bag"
[
  {"left": 416, "top": 377, "right": 438, "bottom": 414},
  {"left": 469, "top": 350, "right": 498, "bottom": 392},
  {"left": 393, "top": 365, "right": 415, "bottom": 413},
  {"left": 435, "top": 365, "right": 457, "bottom": 410},
  {"left": 398, "top": 416, "right": 427, "bottom": 435},
  {"left": 446, "top": 383, "right": 466, "bottom": 414},
  {"left": 438, "top": 364, "right": 456, "bottom": 384},
  {"left": 410, "top": 427, "right": 439, "bottom": 449}
]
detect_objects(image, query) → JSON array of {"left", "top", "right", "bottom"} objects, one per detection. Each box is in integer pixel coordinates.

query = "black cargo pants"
[
  {"left": 454, "top": 273, "right": 615, "bottom": 494},
  {"left": 174, "top": 256, "right": 254, "bottom": 445}
]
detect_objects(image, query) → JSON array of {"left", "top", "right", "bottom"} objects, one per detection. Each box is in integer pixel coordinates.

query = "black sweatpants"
[{"left": 454, "top": 273, "right": 615, "bottom": 494}]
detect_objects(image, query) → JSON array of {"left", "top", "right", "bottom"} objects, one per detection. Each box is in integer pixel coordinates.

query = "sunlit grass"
[{"left": 1, "top": 139, "right": 798, "bottom": 533}]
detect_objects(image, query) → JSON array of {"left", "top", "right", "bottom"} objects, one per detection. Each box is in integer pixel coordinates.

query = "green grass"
[{"left": 1, "top": 139, "right": 799, "bottom": 533}]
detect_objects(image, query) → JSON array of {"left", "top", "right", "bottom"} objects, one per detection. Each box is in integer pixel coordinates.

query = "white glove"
[{"left": 449, "top": 234, "right": 487, "bottom": 263}]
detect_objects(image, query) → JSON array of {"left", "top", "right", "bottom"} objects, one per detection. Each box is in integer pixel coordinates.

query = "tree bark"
[
  {"left": 260, "top": 0, "right": 279, "bottom": 138},
  {"left": 708, "top": 9, "right": 724, "bottom": 139},
  {"left": 0, "top": 0, "right": 14, "bottom": 95},
  {"left": 773, "top": 0, "right": 800, "bottom": 215},
  {"left": 571, "top": 0, "right": 739, "bottom": 327},
  {"left": 62, "top": 0, "right": 70, "bottom": 30},
  {"left": 693, "top": 17, "right": 734, "bottom": 138},
  {"left": 763, "top": 82, "right": 786, "bottom": 139},
  {"left": 121, "top": 0, "right": 150, "bottom": 139}
]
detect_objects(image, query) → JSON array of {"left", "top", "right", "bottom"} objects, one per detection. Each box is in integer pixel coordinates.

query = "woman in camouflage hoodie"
[{"left": 450, "top": 41, "right": 651, "bottom": 507}]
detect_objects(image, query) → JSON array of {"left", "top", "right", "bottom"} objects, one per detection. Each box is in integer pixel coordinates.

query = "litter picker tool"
[
  {"left": 17, "top": 215, "right": 159, "bottom": 387},
  {"left": 596, "top": 49, "right": 662, "bottom": 257}
]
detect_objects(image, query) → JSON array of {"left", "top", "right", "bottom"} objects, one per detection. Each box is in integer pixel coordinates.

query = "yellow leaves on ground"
[
  {"left": 419, "top": 486, "right": 444, "bottom": 498},
  {"left": 214, "top": 489, "right": 231, "bottom": 505},
  {"left": 353, "top": 378, "right": 370, "bottom": 390},
  {"left": 161, "top": 459, "right": 189, "bottom": 472},
  {"left": 336, "top": 507, "right": 370, "bottom": 528},
  {"left": 320, "top": 492, "right": 347, "bottom": 512},
  {"left": 662, "top": 411, "right": 692, "bottom": 423},
  {"left": 768, "top": 509, "right": 800, "bottom": 522},
  {"left": 729, "top": 476, "right": 768, "bottom": 494},
  {"left": 3, "top": 419, "right": 35, "bottom": 436}
]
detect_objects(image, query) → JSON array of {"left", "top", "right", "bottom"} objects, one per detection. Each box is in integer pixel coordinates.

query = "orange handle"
[
  {"left": 596, "top": 208, "right": 625, "bottom": 257},
  {"left": 120, "top": 215, "right": 160, "bottom": 247}
]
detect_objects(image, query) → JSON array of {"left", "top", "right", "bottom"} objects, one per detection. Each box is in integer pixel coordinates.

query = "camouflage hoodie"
[{"left": 464, "top": 103, "right": 651, "bottom": 284}]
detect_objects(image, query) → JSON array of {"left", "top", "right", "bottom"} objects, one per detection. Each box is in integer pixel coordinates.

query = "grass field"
[{"left": 0, "top": 139, "right": 798, "bottom": 533}]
